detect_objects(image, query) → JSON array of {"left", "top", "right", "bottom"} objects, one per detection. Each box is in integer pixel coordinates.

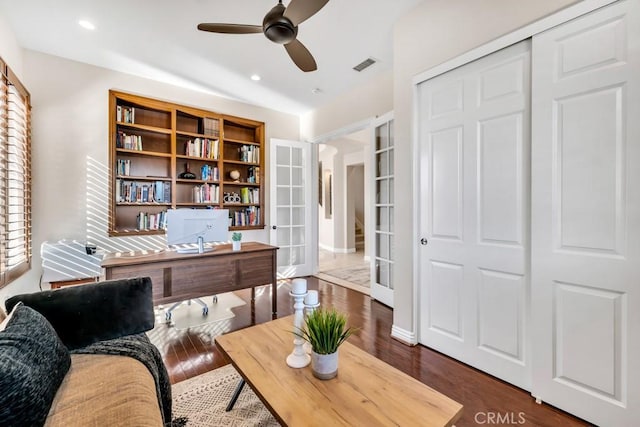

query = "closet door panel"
[
  {"left": 418, "top": 40, "right": 531, "bottom": 390},
  {"left": 531, "top": 1, "right": 640, "bottom": 425}
]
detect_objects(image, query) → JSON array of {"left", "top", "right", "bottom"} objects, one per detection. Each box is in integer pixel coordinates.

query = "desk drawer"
[{"left": 237, "top": 252, "right": 274, "bottom": 287}]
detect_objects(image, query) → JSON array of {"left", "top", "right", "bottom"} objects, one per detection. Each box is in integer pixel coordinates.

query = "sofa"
[{"left": 0, "top": 277, "right": 172, "bottom": 426}]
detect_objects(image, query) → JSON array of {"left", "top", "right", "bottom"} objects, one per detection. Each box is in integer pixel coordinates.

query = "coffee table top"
[{"left": 216, "top": 316, "right": 463, "bottom": 427}]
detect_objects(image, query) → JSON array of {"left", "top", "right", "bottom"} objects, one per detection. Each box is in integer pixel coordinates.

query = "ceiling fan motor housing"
[{"left": 263, "top": 3, "right": 297, "bottom": 44}]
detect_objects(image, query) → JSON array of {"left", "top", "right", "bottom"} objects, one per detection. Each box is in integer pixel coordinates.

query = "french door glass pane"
[
  {"left": 291, "top": 246, "right": 305, "bottom": 265},
  {"left": 277, "top": 207, "right": 290, "bottom": 224},
  {"left": 277, "top": 187, "right": 290, "bottom": 205},
  {"left": 376, "top": 207, "right": 389, "bottom": 232},
  {"left": 291, "top": 207, "right": 304, "bottom": 225},
  {"left": 376, "top": 123, "right": 389, "bottom": 150},
  {"left": 277, "top": 166, "right": 290, "bottom": 185},
  {"left": 292, "top": 187, "right": 304, "bottom": 205},
  {"left": 276, "top": 146, "right": 290, "bottom": 164},
  {"left": 291, "top": 226, "right": 305, "bottom": 244},
  {"left": 377, "top": 179, "right": 389, "bottom": 204},
  {"left": 291, "top": 147, "right": 303, "bottom": 167},
  {"left": 277, "top": 247, "right": 290, "bottom": 266},
  {"left": 292, "top": 166, "right": 303, "bottom": 185},
  {"left": 277, "top": 227, "right": 290, "bottom": 245},
  {"left": 376, "top": 151, "right": 389, "bottom": 176}
]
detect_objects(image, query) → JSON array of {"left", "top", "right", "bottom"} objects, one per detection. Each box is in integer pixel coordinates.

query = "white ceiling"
[{"left": 0, "top": 0, "right": 422, "bottom": 115}]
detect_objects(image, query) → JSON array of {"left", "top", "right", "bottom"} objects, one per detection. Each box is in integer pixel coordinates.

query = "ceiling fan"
[{"left": 197, "top": 0, "right": 329, "bottom": 72}]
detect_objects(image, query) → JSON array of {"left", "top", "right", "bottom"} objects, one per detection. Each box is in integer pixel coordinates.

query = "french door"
[
  {"left": 370, "top": 113, "right": 395, "bottom": 307},
  {"left": 417, "top": 41, "right": 532, "bottom": 389},
  {"left": 269, "top": 138, "right": 314, "bottom": 278}
]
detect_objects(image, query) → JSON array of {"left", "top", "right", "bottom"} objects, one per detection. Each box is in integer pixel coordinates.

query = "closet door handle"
[{"left": 420, "top": 238, "right": 428, "bottom": 246}]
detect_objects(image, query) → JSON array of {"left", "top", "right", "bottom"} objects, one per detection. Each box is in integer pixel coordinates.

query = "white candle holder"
[
  {"left": 303, "top": 300, "right": 320, "bottom": 354},
  {"left": 286, "top": 286, "right": 311, "bottom": 368}
]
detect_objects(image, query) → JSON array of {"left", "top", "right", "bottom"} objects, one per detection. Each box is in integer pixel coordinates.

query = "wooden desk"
[
  {"left": 216, "top": 316, "right": 463, "bottom": 426},
  {"left": 101, "top": 242, "right": 278, "bottom": 315}
]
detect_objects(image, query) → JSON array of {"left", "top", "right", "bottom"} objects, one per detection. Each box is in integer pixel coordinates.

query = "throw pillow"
[{"left": 0, "top": 302, "right": 71, "bottom": 426}]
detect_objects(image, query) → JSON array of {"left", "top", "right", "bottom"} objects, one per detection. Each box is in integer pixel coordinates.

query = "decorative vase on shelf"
[{"left": 178, "top": 162, "right": 196, "bottom": 179}]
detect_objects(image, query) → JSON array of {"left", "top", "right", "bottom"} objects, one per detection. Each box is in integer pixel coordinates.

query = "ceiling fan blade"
[
  {"left": 283, "top": 0, "right": 329, "bottom": 26},
  {"left": 197, "top": 23, "right": 263, "bottom": 34},
  {"left": 284, "top": 39, "right": 317, "bottom": 72}
]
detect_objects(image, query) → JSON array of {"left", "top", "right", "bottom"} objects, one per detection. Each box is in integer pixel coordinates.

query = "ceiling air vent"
[{"left": 353, "top": 57, "right": 376, "bottom": 72}]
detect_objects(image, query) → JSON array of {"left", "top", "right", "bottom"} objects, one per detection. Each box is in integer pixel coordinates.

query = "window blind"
[{"left": 0, "top": 57, "right": 31, "bottom": 287}]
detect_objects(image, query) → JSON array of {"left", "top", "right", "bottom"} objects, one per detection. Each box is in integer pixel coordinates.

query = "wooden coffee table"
[{"left": 215, "top": 316, "right": 463, "bottom": 426}]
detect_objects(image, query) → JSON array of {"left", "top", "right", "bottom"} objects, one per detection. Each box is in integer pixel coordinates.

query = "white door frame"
[{"left": 410, "top": 0, "right": 618, "bottom": 348}]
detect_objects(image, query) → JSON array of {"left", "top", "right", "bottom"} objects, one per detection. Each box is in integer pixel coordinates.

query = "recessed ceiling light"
[
  {"left": 311, "top": 88, "right": 322, "bottom": 94},
  {"left": 250, "top": 74, "right": 261, "bottom": 81},
  {"left": 78, "top": 20, "right": 96, "bottom": 30}
]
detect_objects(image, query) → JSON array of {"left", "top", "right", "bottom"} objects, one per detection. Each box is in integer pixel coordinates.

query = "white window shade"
[{"left": 0, "top": 58, "right": 31, "bottom": 287}]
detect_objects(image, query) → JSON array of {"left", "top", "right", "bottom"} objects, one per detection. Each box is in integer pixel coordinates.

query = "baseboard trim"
[
  {"left": 391, "top": 325, "right": 418, "bottom": 346},
  {"left": 318, "top": 243, "right": 356, "bottom": 254}
]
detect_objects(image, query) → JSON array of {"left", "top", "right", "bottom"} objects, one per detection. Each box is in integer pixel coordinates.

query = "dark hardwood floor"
[{"left": 148, "top": 277, "right": 590, "bottom": 427}]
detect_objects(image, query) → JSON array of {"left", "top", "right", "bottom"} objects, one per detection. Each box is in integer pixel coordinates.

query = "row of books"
[
  {"left": 240, "top": 187, "right": 259, "bottom": 204},
  {"left": 117, "top": 159, "right": 131, "bottom": 176},
  {"left": 116, "top": 180, "right": 171, "bottom": 203},
  {"left": 193, "top": 184, "right": 219, "bottom": 203},
  {"left": 116, "top": 105, "right": 135, "bottom": 124},
  {"left": 185, "top": 138, "right": 219, "bottom": 159},
  {"left": 201, "top": 164, "right": 219, "bottom": 181},
  {"left": 136, "top": 210, "right": 167, "bottom": 231},
  {"left": 203, "top": 117, "right": 220, "bottom": 137},
  {"left": 116, "top": 131, "right": 143, "bottom": 151},
  {"left": 238, "top": 145, "right": 259, "bottom": 163},
  {"left": 230, "top": 206, "right": 260, "bottom": 227},
  {"left": 247, "top": 166, "right": 259, "bottom": 184}
]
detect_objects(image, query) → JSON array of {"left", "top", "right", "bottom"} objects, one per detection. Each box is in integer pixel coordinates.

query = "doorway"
[{"left": 314, "top": 130, "right": 371, "bottom": 294}]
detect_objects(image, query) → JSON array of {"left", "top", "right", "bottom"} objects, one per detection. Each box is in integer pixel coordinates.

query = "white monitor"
[{"left": 166, "top": 208, "right": 229, "bottom": 254}]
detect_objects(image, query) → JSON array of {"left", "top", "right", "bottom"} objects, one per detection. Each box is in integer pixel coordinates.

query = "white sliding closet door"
[
  {"left": 417, "top": 41, "right": 531, "bottom": 389},
  {"left": 531, "top": 1, "right": 640, "bottom": 425}
]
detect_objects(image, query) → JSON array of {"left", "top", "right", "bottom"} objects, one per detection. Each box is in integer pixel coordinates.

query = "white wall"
[
  {"left": 0, "top": 50, "right": 300, "bottom": 300},
  {"left": 0, "top": 12, "right": 23, "bottom": 79},
  {"left": 301, "top": 70, "right": 393, "bottom": 141}
]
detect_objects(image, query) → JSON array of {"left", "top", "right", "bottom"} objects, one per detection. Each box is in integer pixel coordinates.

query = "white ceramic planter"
[
  {"left": 232, "top": 241, "right": 241, "bottom": 251},
  {"left": 311, "top": 350, "right": 338, "bottom": 380}
]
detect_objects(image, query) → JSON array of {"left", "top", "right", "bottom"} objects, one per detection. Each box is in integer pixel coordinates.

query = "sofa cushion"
[
  {"left": 5, "top": 277, "right": 155, "bottom": 350},
  {"left": 0, "top": 303, "right": 71, "bottom": 426},
  {"left": 44, "top": 354, "right": 163, "bottom": 427}
]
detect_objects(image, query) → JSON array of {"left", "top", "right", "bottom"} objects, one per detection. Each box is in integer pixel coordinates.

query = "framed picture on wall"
[{"left": 318, "top": 161, "right": 323, "bottom": 206}]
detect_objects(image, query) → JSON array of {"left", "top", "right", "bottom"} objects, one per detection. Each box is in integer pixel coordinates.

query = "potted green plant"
[
  {"left": 295, "top": 308, "right": 356, "bottom": 380},
  {"left": 231, "top": 232, "right": 242, "bottom": 251}
]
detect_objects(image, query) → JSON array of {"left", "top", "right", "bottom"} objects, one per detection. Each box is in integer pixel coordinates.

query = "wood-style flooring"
[{"left": 150, "top": 277, "right": 590, "bottom": 427}]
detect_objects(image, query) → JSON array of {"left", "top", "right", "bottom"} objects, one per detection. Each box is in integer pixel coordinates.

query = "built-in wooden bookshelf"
[{"left": 108, "top": 90, "right": 265, "bottom": 236}]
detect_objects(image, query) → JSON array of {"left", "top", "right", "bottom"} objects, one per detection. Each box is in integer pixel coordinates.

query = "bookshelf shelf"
[
  {"left": 109, "top": 90, "right": 265, "bottom": 236},
  {"left": 116, "top": 122, "right": 172, "bottom": 134}
]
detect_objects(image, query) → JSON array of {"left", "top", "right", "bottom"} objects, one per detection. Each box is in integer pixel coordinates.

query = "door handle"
[
  {"left": 272, "top": 225, "right": 277, "bottom": 230},
  {"left": 420, "top": 238, "right": 428, "bottom": 245}
]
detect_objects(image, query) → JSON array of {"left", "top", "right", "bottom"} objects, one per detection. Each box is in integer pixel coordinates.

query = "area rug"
[
  {"left": 154, "top": 292, "right": 246, "bottom": 329},
  {"left": 172, "top": 364, "right": 280, "bottom": 426},
  {"left": 319, "top": 264, "right": 370, "bottom": 287}
]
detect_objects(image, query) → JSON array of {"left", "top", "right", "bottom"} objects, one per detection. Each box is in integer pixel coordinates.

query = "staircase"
[{"left": 355, "top": 220, "right": 364, "bottom": 250}]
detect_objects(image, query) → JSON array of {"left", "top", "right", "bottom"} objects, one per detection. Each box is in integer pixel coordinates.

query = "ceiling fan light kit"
[{"left": 197, "top": 0, "right": 329, "bottom": 72}]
